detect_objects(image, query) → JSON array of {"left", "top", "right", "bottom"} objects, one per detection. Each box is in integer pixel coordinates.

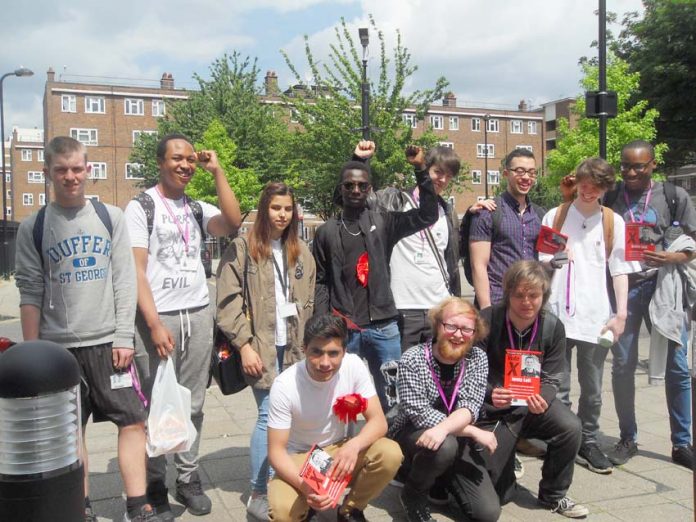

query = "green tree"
[
  {"left": 546, "top": 56, "right": 666, "bottom": 187},
  {"left": 281, "top": 16, "right": 449, "bottom": 219},
  {"left": 615, "top": 0, "right": 696, "bottom": 168}
]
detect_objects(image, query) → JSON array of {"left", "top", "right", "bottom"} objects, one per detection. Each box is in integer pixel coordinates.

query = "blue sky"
[{"left": 1, "top": 0, "right": 644, "bottom": 135}]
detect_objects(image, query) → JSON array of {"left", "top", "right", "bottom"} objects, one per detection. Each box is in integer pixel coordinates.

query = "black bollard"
[{"left": 0, "top": 340, "right": 84, "bottom": 522}]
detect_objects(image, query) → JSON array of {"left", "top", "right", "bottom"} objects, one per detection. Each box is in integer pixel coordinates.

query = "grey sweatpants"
[{"left": 134, "top": 303, "right": 213, "bottom": 484}]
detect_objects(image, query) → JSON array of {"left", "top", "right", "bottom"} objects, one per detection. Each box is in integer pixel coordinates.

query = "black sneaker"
[
  {"left": 146, "top": 481, "right": 174, "bottom": 522},
  {"left": 672, "top": 444, "right": 694, "bottom": 469},
  {"left": 576, "top": 442, "right": 613, "bottom": 474},
  {"left": 123, "top": 505, "right": 163, "bottom": 522},
  {"left": 427, "top": 483, "right": 450, "bottom": 506},
  {"left": 400, "top": 487, "right": 436, "bottom": 522},
  {"left": 337, "top": 507, "right": 368, "bottom": 522},
  {"left": 538, "top": 496, "right": 589, "bottom": 518},
  {"left": 175, "top": 472, "right": 212, "bottom": 516},
  {"left": 607, "top": 438, "right": 638, "bottom": 465}
]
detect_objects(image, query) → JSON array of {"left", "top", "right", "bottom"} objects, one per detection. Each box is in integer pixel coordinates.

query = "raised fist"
[
  {"left": 559, "top": 174, "right": 577, "bottom": 203},
  {"left": 405, "top": 145, "right": 426, "bottom": 170},
  {"left": 354, "top": 140, "right": 376, "bottom": 160}
]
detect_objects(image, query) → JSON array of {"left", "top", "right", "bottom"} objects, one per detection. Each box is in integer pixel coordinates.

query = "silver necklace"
[{"left": 341, "top": 218, "right": 361, "bottom": 237}]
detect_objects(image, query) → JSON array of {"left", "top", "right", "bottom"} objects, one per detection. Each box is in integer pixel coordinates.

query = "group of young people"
[{"left": 14, "top": 132, "right": 695, "bottom": 522}]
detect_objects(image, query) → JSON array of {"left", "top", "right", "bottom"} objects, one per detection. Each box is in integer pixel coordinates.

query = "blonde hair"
[{"left": 428, "top": 296, "right": 489, "bottom": 350}]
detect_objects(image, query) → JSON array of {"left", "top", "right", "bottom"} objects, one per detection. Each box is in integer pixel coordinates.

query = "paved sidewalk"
[{"left": 0, "top": 277, "right": 694, "bottom": 521}]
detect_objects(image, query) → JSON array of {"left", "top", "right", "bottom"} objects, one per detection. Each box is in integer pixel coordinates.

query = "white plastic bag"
[{"left": 146, "top": 357, "right": 197, "bottom": 457}]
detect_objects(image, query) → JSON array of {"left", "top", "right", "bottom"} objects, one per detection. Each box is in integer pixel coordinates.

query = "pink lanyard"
[
  {"left": 565, "top": 260, "right": 575, "bottom": 316},
  {"left": 129, "top": 364, "right": 148, "bottom": 408},
  {"left": 505, "top": 314, "right": 539, "bottom": 350},
  {"left": 624, "top": 181, "right": 653, "bottom": 224},
  {"left": 425, "top": 341, "right": 466, "bottom": 414},
  {"left": 155, "top": 186, "right": 191, "bottom": 253}
]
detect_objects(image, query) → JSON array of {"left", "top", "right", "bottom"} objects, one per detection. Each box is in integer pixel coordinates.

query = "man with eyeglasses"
[
  {"left": 469, "top": 148, "right": 545, "bottom": 309},
  {"left": 603, "top": 140, "right": 696, "bottom": 469},
  {"left": 389, "top": 296, "right": 498, "bottom": 522},
  {"left": 312, "top": 142, "right": 438, "bottom": 411}
]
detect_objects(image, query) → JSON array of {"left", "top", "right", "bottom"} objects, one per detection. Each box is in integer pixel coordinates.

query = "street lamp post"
[
  {"left": 483, "top": 114, "right": 491, "bottom": 199},
  {"left": 358, "top": 28, "right": 370, "bottom": 140},
  {"left": 1, "top": 67, "right": 34, "bottom": 280}
]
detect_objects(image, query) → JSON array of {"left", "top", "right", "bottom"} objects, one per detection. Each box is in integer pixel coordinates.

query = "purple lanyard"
[
  {"left": 505, "top": 314, "right": 539, "bottom": 350},
  {"left": 155, "top": 186, "right": 191, "bottom": 253},
  {"left": 425, "top": 341, "right": 466, "bottom": 415},
  {"left": 565, "top": 260, "right": 575, "bottom": 316},
  {"left": 129, "top": 363, "right": 148, "bottom": 408},
  {"left": 624, "top": 181, "right": 653, "bottom": 224}
]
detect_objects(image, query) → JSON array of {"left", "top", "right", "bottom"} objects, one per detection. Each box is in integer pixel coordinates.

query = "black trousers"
[{"left": 397, "top": 309, "right": 432, "bottom": 353}]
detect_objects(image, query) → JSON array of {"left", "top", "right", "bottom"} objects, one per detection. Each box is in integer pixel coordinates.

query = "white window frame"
[
  {"left": 132, "top": 130, "right": 157, "bottom": 144},
  {"left": 510, "top": 120, "right": 523, "bottom": 134},
  {"left": 516, "top": 145, "right": 534, "bottom": 152},
  {"left": 61, "top": 94, "right": 76, "bottom": 113},
  {"left": 22, "top": 193, "right": 34, "bottom": 206},
  {"left": 471, "top": 117, "right": 481, "bottom": 132},
  {"left": 37, "top": 150, "right": 44, "bottom": 162},
  {"left": 439, "top": 142, "right": 454, "bottom": 149},
  {"left": 27, "top": 171, "right": 45, "bottom": 184},
  {"left": 70, "top": 128, "right": 98, "bottom": 146},
  {"left": 476, "top": 144, "right": 495, "bottom": 158},
  {"left": 39, "top": 193, "right": 46, "bottom": 205},
  {"left": 125, "top": 163, "right": 144, "bottom": 179},
  {"left": 5, "top": 189, "right": 10, "bottom": 199},
  {"left": 4, "top": 173, "right": 9, "bottom": 183},
  {"left": 449, "top": 116, "right": 459, "bottom": 131},
  {"left": 486, "top": 118, "right": 499, "bottom": 133},
  {"left": 89, "top": 162, "right": 107, "bottom": 180},
  {"left": 5, "top": 207, "right": 11, "bottom": 217},
  {"left": 429, "top": 115, "right": 444, "bottom": 130},
  {"left": 21, "top": 149, "right": 32, "bottom": 161},
  {"left": 152, "top": 99, "right": 166, "bottom": 117},
  {"left": 402, "top": 113, "right": 417, "bottom": 129},
  {"left": 124, "top": 98, "right": 145, "bottom": 116},
  {"left": 471, "top": 170, "right": 482, "bottom": 184},
  {"left": 487, "top": 170, "right": 500, "bottom": 185},
  {"left": 528, "top": 121, "right": 538, "bottom": 135},
  {"left": 84, "top": 96, "right": 105, "bottom": 114}
]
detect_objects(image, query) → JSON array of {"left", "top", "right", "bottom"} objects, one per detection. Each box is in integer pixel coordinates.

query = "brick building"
[{"left": 9, "top": 127, "right": 45, "bottom": 221}]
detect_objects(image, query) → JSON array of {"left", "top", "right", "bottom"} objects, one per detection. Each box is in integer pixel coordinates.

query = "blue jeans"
[
  {"left": 346, "top": 320, "right": 401, "bottom": 411},
  {"left": 250, "top": 345, "right": 285, "bottom": 494},
  {"left": 557, "top": 340, "right": 609, "bottom": 444},
  {"left": 611, "top": 277, "right": 692, "bottom": 447}
]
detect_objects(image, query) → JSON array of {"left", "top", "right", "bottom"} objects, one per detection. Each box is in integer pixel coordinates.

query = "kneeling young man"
[
  {"left": 479, "top": 260, "right": 588, "bottom": 519},
  {"left": 390, "top": 297, "right": 499, "bottom": 522},
  {"left": 267, "top": 314, "right": 403, "bottom": 522}
]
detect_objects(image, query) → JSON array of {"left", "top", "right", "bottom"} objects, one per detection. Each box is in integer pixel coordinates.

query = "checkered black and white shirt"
[{"left": 388, "top": 340, "right": 488, "bottom": 437}]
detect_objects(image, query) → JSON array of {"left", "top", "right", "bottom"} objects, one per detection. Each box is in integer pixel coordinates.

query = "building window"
[
  {"left": 21, "top": 149, "right": 32, "bottom": 161},
  {"left": 37, "top": 150, "right": 44, "bottom": 162},
  {"left": 70, "top": 128, "right": 98, "bottom": 146},
  {"left": 124, "top": 98, "right": 145, "bottom": 116},
  {"left": 547, "top": 139, "right": 557, "bottom": 150},
  {"left": 449, "top": 116, "right": 459, "bottom": 131},
  {"left": 476, "top": 144, "right": 495, "bottom": 158},
  {"left": 125, "top": 163, "right": 144, "bottom": 179},
  {"left": 439, "top": 142, "right": 454, "bottom": 149},
  {"left": 22, "top": 193, "right": 34, "bottom": 206},
  {"left": 133, "top": 130, "right": 157, "bottom": 144},
  {"left": 429, "top": 115, "right": 444, "bottom": 130},
  {"left": 510, "top": 120, "right": 523, "bottom": 134},
  {"left": 471, "top": 118, "right": 481, "bottom": 132},
  {"left": 6, "top": 190, "right": 10, "bottom": 199},
  {"left": 152, "top": 99, "right": 166, "bottom": 117},
  {"left": 4, "top": 173, "right": 9, "bottom": 183},
  {"left": 486, "top": 118, "right": 499, "bottom": 133},
  {"left": 39, "top": 193, "right": 46, "bottom": 205},
  {"left": 487, "top": 170, "right": 500, "bottom": 185},
  {"left": 89, "top": 162, "right": 107, "bottom": 180},
  {"left": 546, "top": 120, "right": 557, "bottom": 132},
  {"left": 528, "top": 121, "right": 538, "bottom": 134},
  {"left": 85, "top": 96, "right": 105, "bottom": 114},
  {"left": 471, "top": 170, "right": 482, "bottom": 184},
  {"left": 517, "top": 145, "right": 533, "bottom": 152},
  {"left": 27, "top": 171, "right": 45, "bottom": 183},
  {"left": 402, "top": 113, "right": 417, "bottom": 128},
  {"left": 5, "top": 207, "right": 11, "bottom": 217},
  {"left": 61, "top": 94, "right": 76, "bottom": 113}
]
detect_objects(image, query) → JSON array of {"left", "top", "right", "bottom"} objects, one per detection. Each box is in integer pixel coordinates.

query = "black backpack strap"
[
  {"left": 491, "top": 196, "right": 503, "bottom": 239},
  {"left": 662, "top": 181, "right": 678, "bottom": 224},
  {"left": 91, "top": 200, "right": 113, "bottom": 238},
  {"left": 133, "top": 192, "right": 156, "bottom": 236},
  {"left": 188, "top": 197, "right": 205, "bottom": 235},
  {"left": 32, "top": 206, "right": 48, "bottom": 267}
]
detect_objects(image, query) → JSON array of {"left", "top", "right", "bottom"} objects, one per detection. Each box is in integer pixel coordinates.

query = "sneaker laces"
[
  {"left": 553, "top": 497, "right": 575, "bottom": 513},
  {"left": 181, "top": 479, "right": 204, "bottom": 496}
]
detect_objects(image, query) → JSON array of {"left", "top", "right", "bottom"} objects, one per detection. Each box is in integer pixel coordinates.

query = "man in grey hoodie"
[{"left": 15, "top": 136, "right": 160, "bottom": 522}]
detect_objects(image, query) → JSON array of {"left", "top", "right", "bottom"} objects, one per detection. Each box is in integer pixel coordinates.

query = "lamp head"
[
  {"left": 14, "top": 67, "right": 33, "bottom": 77},
  {"left": 359, "top": 28, "right": 369, "bottom": 49}
]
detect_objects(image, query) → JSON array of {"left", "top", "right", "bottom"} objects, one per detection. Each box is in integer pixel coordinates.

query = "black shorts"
[{"left": 70, "top": 343, "right": 147, "bottom": 427}]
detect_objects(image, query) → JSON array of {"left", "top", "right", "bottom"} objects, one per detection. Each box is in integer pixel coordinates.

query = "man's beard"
[{"left": 436, "top": 336, "right": 473, "bottom": 361}]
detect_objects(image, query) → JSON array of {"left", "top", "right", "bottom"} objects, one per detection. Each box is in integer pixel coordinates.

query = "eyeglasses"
[
  {"left": 508, "top": 167, "right": 537, "bottom": 179},
  {"left": 441, "top": 322, "right": 475, "bottom": 336},
  {"left": 620, "top": 161, "right": 652, "bottom": 173},
  {"left": 341, "top": 181, "right": 371, "bottom": 192}
]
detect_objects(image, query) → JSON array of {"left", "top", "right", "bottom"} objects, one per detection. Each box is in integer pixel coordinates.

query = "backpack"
[
  {"left": 603, "top": 180, "right": 678, "bottom": 224},
  {"left": 459, "top": 196, "right": 545, "bottom": 285},
  {"left": 133, "top": 192, "right": 204, "bottom": 237},
  {"left": 552, "top": 202, "right": 615, "bottom": 260},
  {"left": 33, "top": 199, "right": 113, "bottom": 266}
]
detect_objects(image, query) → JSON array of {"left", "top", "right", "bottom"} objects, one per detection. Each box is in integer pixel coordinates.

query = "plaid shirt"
[{"left": 388, "top": 341, "right": 488, "bottom": 437}]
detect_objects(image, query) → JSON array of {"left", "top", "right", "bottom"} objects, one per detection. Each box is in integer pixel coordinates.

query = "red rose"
[{"left": 333, "top": 393, "right": 368, "bottom": 424}]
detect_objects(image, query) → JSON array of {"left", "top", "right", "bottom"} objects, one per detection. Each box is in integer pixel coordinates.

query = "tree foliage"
[
  {"left": 615, "top": 0, "right": 696, "bottom": 168},
  {"left": 281, "top": 16, "right": 449, "bottom": 219},
  {"left": 545, "top": 56, "right": 665, "bottom": 186}
]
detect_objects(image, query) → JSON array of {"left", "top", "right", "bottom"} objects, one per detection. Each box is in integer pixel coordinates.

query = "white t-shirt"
[
  {"left": 271, "top": 239, "right": 289, "bottom": 346},
  {"left": 390, "top": 197, "right": 449, "bottom": 309},
  {"left": 267, "top": 353, "right": 376, "bottom": 454},
  {"left": 125, "top": 187, "right": 220, "bottom": 312},
  {"left": 540, "top": 204, "right": 641, "bottom": 343}
]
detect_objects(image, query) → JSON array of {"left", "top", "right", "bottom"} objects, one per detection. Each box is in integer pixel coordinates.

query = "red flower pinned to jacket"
[
  {"left": 333, "top": 393, "right": 368, "bottom": 424},
  {"left": 356, "top": 252, "right": 369, "bottom": 288}
]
